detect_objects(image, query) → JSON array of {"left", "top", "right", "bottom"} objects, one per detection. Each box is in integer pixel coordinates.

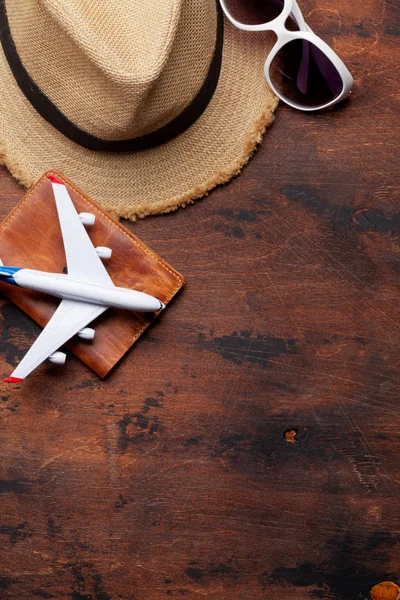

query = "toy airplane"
[{"left": 0, "top": 175, "right": 165, "bottom": 383}]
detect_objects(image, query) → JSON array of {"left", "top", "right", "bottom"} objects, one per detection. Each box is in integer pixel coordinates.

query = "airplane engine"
[
  {"left": 95, "top": 246, "right": 112, "bottom": 259},
  {"left": 48, "top": 351, "right": 67, "bottom": 365},
  {"left": 78, "top": 212, "right": 96, "bottom": 226},
  {"left": 78, "top": 327, "right": 95, "bottom": 340}
]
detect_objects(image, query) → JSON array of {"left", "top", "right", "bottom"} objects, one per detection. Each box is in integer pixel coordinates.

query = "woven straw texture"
[
  {"left": 7, "top": 0, "right": 217, "bottom": 139},
  {"left": 0, "top": 0, "right": 278, "bottom": 221}
]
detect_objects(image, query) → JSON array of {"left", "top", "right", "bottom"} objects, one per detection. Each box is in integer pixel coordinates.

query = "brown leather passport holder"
[{"left": 0, "top": 171, "right": 184, "bottom": 378}]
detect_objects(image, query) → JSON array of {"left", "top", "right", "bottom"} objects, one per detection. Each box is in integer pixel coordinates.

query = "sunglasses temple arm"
[
  {"left": 288, "top": 2, "right": 311, "bottom": 95},
  {"left": 292, "top": 1, "right": 344, "bottom": 96},
  {"left": 296, "top": 42, "right": 311, "bottom": 94},
  {"left": 291, "top": 0, "right": 312, "bottom": 32}
]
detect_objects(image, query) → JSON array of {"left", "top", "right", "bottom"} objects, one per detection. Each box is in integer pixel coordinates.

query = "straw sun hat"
[{"left": 0, "top": 0, "right": 278, "bottom": 220}]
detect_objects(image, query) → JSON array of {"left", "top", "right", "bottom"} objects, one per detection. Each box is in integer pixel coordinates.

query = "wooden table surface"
[{"left": 0, "top": 1, "right": 399, "bottom": 598}]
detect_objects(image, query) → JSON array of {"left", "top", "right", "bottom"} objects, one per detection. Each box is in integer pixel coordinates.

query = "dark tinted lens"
[
  {"left": 269, "top": 39, "right": 344, "bottom": 108},
  {"left": 224, "top": 0, "right": 284, "bottom": 25}
]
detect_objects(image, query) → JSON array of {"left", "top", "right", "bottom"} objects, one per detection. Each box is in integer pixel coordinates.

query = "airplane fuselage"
[{"left": 2, "top": 268, "right": 164, "bottom": 312}]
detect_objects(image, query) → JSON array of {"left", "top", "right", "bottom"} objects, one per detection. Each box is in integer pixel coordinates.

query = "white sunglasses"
[{"left": 219, "top": 0, "right": 354, "bottom": 111}]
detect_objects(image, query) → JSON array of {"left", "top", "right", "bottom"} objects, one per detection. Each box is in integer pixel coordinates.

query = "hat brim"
[{"left": 0, "top": 20, "right": 278, "bottom": 221}]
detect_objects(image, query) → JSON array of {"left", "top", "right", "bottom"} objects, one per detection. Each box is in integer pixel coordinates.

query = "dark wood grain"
[{"left": 0, "top": 1, "right": 399, "bottom": 598}]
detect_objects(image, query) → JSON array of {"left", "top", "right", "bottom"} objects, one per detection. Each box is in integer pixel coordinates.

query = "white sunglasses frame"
[{"left": 219, "top": 0, "right": 354, "bottom": 111}]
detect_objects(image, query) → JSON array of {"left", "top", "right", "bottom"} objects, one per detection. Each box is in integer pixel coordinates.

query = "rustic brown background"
[{"left": 0, "top": 1, "right": 399, "bottom": 598}]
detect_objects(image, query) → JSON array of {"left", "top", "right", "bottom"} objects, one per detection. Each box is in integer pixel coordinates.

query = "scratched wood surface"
[{"left": 0, "top": 1, "right": 399, "bottom": 598}]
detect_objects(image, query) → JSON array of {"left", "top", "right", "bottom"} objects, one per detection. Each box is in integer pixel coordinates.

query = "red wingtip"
[
  {"left": 47, "top": 175, "right": 64, "bottom": 185},
  {"left": 3, "top": 377, "right": 23, "bottom": 383}
]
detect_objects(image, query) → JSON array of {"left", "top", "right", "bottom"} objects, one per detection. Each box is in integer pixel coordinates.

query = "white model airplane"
[{"left": 1, "top": 175, "right": 165, "bottom": 383}]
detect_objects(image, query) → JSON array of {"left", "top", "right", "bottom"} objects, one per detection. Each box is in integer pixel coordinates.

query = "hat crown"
[
  {"left": 6, "top": 0, "right": 217, "bottom": 140},
  {"left": 41, "top": 0, "right": 182, "bottom": 85}
]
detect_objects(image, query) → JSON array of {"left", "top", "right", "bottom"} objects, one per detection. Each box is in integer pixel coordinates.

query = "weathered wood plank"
[{"left": 0, "top": 0, "right": 399, "bottom": 597}]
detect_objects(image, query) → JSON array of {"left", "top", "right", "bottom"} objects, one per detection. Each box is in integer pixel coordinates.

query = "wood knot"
[
  {"left": 284, "top": 429, "right": 298, "bottom": 444},
  {"left": 371, "top": 581, "right": 400, "bottom": 600}
]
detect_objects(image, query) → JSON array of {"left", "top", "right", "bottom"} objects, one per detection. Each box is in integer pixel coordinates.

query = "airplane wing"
[
  {"left": 4, "top": 299, "right": 107, "bottom": 382},
  {"left": 49, "top": 176, "right": 113, "bottom": 285}
]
